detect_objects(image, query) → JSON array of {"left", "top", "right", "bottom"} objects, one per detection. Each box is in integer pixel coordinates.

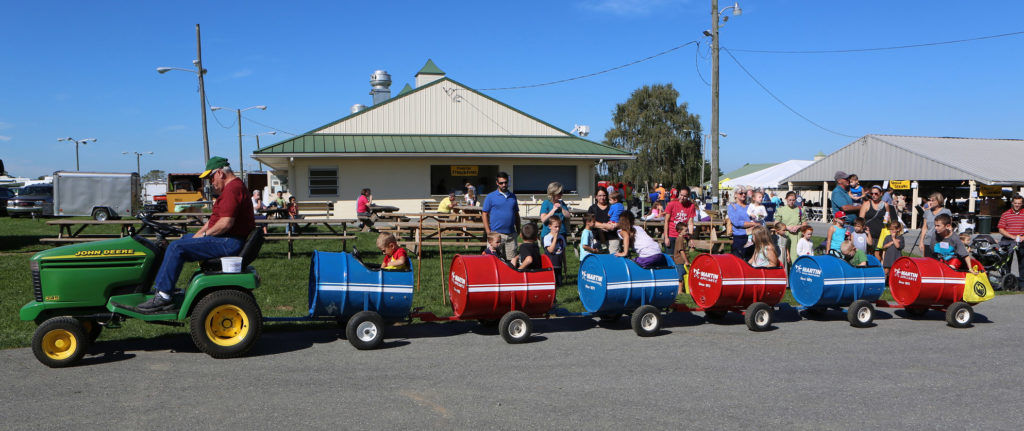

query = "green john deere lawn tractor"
[{"left": 19, "top": 216, "right": 265, "bottom": 367}]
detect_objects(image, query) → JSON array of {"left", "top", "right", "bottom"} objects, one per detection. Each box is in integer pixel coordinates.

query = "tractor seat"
[{"left": 199, "top": 229, "right": 265, "bottom": 272}]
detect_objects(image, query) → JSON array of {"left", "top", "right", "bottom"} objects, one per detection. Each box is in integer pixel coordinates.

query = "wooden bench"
[
  {"left": 421, "top": 200, "right": 441, "bottom": 212},
  {"left": 298, "top": 201, "right": 334, "bottom": 218}
]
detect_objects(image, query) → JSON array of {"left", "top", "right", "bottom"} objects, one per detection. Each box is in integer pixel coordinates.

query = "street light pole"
[
  {"left": 196, "top": 24, "right": 210, "bottom": 164},
  {"left": 710, "top": 1, "right": 741, "bottom": 209},
  {"left": 58, "top": 137, "right": 97, "bottom": 171},
  {"left": 122, "top": 151, "right": 154, "bottom": 174}
]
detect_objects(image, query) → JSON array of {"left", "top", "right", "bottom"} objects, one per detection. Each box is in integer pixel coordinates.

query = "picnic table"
[
  {"left": 256, "top": 218, "right": 357, "bottom": 259},
  {"left": 43, "top": 219, "right": 191, "bottom": 243},
  {"left": 690, "top": 220, "right": 730, "bottom": 253}
]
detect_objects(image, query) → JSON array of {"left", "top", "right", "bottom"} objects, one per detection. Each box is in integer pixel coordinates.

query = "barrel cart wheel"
[
  {"left": 32, "top": 316, "right": 90, "bottom": 368},
  {"left": 704, "top": 309, "right": 728, "bottom": 322},
  {"left": 630, "top": 305, "right": 661, "bottom": 337},
  {"left": 189, "top": 290, "right": 263, "bottom": 359},
  {"left": 499, "top": 311, "right": 533, "bottom": 344},
  {"left": 945, "top": 302, "right": 974, "bottom": 328},
  {"left": 744, "top": 302, "right": 773, "bottom": 332},
  {"left": 346, "top": 311, "right": 385, "bottom": 350},
  {"left": 847, "top": 300, "right": 875, "bottom": 328}
]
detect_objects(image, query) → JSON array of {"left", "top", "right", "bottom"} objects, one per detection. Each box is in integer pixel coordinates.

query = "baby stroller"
[{"left": 971, "top": 235, "right": 1019, "bottom": 291}]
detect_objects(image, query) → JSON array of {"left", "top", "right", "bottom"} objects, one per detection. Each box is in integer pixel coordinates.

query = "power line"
[
  {"left": 721, "top": 46, "right": 857, "bottom": 138},
  {"left": 241, "top": 115, "right": 296, "bottom": 136},
  {"left": 204, "top": 95, "right": 236, "bottom": 129},
  {"left": 730, "top": 30, "right": 1024, "bottom": 54},
  {"left": 479, "top": 41, "right": 697, "bottom": 91},
  {"left": 695, "top": 41, "right": 710, "bottom": 86}
]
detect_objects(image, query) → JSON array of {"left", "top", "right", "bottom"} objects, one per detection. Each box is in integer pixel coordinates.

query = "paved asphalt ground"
[{"left": 2, "top": 294, "right": 1023, "bottom": 430}]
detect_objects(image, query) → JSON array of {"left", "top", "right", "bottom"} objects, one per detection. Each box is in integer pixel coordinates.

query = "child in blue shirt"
[
  {"left": 579, "top": 214, "right": 600, "bottom": 260},
  {"left": 543, "top": 217, "right": 567, "bottom": 287},
  {"left": 848, "top": 174, "right": 863, "bottom": 204},
  {"left": 608, "top": 191, "right": 625, "bottom": 223}
]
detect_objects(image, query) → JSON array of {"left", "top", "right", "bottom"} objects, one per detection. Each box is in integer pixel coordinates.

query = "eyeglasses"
[
  {"left": 496, "top": 181, "right": 508, "bottom": 185},
  {"left": 870, "top": 192, "right": 881, "bottom": 196}
]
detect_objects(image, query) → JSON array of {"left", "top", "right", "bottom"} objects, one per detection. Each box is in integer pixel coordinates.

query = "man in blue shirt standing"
[
  {"left": 830, "top": 170, "right": 861, "bottom": 224},
  {"left": 482, "top": 171, "right": 521, "bottom": 259}
]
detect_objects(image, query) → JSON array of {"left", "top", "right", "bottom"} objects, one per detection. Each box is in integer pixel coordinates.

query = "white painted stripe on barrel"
[
  {"left": 466, "top": 283, "right": 556, "bottom": 293},
  {"left": 822, "top": 277, "right": 886, "bottom": 285},
  {"left": 721, "top": 278, "right": 787, "bottom": 285},
  {"left": 318, "top": 283, "right": 413, "bottom": 293},
  {"left": 606, "top": 280, "right": 680, "bottom": 290}
]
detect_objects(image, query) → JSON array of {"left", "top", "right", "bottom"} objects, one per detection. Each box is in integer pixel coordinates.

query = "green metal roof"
[
  {"left": 416, "top": 59, "right": 444, "bottom": 76},
  {"left": 255, "top": 134, "right": 632, "bottom": 157},
  {"left": 723, "top": 163, "right": 778, "bottom": 179},
  {"left": 396, "top": 83, "right": 413, "bottom": 96}
]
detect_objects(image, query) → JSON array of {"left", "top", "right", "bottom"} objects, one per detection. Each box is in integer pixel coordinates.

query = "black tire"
[
  {"left": 630, "top": 305, "right": 660, "bottom": 337},
  {"left": 91, "top": 208, "right": 111, "bottom": 221},
  {"left": 1003, "top": 273, "right": 1018, "bottom": 292},
  {"left": 704, "top": 309, "right": 728, "bottom": 321},
  {"left": 32, "top": 317, "right": 89, "bottom": 368},
  {"left": 499, "top": 311, "right": 532, "bottom": 344},
  {"left": 79, "top": 319, "right": 103, "bottom": 342},
  {"left": 847, "top": 300, "right": 875, "bottom": 328},
  {"left": 744, "top": 302, "right": 773, "bottom": 332},
  {"left": 988, "top": 271, "right": 1004, "bottom": 291},
  {"left": 346, "top": 311, "right": 385, "bottom": 350},
  {"left": 189, "top": 290, "right": 262, "bottom": 359},
  {"left": 945, "top": 302, "right": 974, "bottom": 328},
  {"left": 905, "top": 307, "right": 929, "bottom": 318}
]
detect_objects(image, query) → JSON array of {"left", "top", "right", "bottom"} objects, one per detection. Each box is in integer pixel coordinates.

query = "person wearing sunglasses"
[
  {"left": 859, "top": 184, "right": 897, "bottom": 260},
  {"left": 727, "top": 185, "right": 757, "bottom": 260},
  {"left": 481, "top": 172, "right": 521, "bottom": 259}
]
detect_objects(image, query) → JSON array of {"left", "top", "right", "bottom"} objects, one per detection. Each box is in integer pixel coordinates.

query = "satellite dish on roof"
[{"left": 570, "top": 124, "right": 590, "bottom": 137}]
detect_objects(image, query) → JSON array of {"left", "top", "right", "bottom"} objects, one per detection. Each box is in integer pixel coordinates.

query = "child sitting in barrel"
[
  {"left": 615, "top": 211, "right": 666, "bottom": 268},
  {"left": 672, "top": 221, "right": 691, "bottom": 295},
  {"left": 376, "top": 232, "right": 409, "bottom": 270},
  {"left": 511, "top": 223, "right": 542, "bottom": 270},
  {"left": 840, "top": 240, "right": 867, "bottom": 267},
  {"left": 543, "top": 217, "right": 566, "bottom": 286},
  {"left": 748, "top": 225, "right": 780, "bottom": 268},
  {"left": 483, "top": 231, "right": 505, "bottom": 260},
  {"left": 932, "top": 214, "right": 980, "bottom": 273},
  {"left": 796, "top": 225, "right": 815, "bottom": 257}
]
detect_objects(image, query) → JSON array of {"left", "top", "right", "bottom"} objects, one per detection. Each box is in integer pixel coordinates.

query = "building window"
[
  {"left": 308, "top": 167, "right": 338, "bottom": 197},
  {"left": 512, "top": 165, "right": 577, "bottom": 194},
  {"left": 430, "top": 165, "right": 499, "bottom": 196}
]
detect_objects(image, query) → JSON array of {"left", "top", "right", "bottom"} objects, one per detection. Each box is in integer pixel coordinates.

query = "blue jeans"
[{"left": 154, "top": 233, "right": 244, "bottom": 293}]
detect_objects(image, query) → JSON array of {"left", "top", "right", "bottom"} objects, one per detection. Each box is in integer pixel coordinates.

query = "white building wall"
[
  {"left": 286, "top": 157, "right": 595, "bottom": 218},
  {"left": 314, "top": 81, "right": 566, "bottom": 136}
]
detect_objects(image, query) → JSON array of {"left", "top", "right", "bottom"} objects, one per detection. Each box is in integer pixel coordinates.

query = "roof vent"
[
  {"left": 369, "top": 70, "right": 391, "bottom": 105},
  {"left": 351, "top": 104, "right": 367, "bottom": 114}
]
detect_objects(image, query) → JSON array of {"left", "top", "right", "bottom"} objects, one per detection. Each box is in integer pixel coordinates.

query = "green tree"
[
  {"left": 142, "top": 169, "right": 165, "bottom": 182},
  {"left": 603, "top": 84, "right": 702, "bottom": 188}
]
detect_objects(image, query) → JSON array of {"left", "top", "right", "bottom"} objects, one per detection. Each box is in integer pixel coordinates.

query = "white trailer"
[{"left": 52, "top": 171, "right": 140, "bottom": 220}]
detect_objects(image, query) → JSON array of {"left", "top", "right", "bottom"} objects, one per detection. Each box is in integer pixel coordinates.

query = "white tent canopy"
[{"left": 722, "top": 160, "right": 814, "bottom": 189}]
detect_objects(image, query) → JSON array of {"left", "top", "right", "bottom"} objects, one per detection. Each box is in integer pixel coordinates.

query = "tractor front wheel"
[
  {"left": 32, "top": 317, "right": 90, "bottom": 368},
  {"left": 189, "top": 290, "right": 263, "bottom": 359}
]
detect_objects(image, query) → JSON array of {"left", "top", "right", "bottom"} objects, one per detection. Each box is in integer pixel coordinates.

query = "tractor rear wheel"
[
  {"left": 32, "top": 317, "right": 89, "bottom": 368},
  {"left": 189, "top": 290, "right": 262, "bottom": 358}
]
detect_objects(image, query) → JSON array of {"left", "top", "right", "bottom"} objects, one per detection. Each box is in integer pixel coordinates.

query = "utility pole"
[
  {"left": 710, "top": 0, "right": 721, "bottom": 209},
  {"left": 196, "top": 24, "right": 210, "bottom": 164},
  {"left": 236, "top": 109, "right": 244, "bottom": 178}
]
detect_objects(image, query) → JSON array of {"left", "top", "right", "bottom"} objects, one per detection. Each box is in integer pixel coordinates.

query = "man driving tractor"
[{"left": 137, "top": 156, "right": 255, "bottom": 312}]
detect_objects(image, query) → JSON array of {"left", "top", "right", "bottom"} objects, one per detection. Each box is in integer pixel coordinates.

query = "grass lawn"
[{"left": 1, "top": 217, "right": 1018, "bottom": 349}]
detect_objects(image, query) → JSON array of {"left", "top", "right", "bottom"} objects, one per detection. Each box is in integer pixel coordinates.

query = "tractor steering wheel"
[{"left": 137, "top": 213, "right": 188, "bottom": 239}]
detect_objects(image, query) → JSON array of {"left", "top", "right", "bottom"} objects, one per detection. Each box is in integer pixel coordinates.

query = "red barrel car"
[
  {"left": 889, "top": 256, "right": 983, "bottom": 328},
  {"left": 685, "top": 253, "right": 788, "bottom": 331}
]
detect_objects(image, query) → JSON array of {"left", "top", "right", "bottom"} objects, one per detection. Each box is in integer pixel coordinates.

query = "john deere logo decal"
[{"left": 974, "top": 281, "right": 987, "bottom": 297}]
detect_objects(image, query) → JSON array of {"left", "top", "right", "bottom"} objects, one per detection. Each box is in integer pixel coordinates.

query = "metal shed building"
[{"left": 781, "top": 134, "right": 1024, "bottom": 227}]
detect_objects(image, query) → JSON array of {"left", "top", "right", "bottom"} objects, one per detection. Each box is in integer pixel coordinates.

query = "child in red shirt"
[{"left": 377, "top": 233, "right": 409, "bottom": 270}]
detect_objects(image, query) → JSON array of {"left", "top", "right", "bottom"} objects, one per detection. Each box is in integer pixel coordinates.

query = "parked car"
[
  {"left": 7, "top": 184, "right": 54, "bottom": 217},
  {"left": 0, "top": 187, "right": 14, "bottom": 216}
]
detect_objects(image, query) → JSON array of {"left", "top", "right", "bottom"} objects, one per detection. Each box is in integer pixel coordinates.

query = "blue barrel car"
[
  {"left": 265, "top": 250, "right": 413, "bottom": 350},
  {"left": 555, "top": 253, "right": 678, "bottom": 336},
  {"left": 789, "top": 254, "right": 886, "bottom": 327}
]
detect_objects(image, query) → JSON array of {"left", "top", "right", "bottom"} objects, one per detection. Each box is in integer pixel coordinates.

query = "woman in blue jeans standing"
[{"left": 728, "top": 185, "right": 757, "bottom": 260}]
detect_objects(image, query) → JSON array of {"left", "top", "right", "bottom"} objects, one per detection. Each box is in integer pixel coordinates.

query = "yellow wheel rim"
[
  {"left": 204, "top": 304, "right": 250, "bottom": 347},
  {"left": 42, "top": 329, "right": 78, "bottom": 360}
]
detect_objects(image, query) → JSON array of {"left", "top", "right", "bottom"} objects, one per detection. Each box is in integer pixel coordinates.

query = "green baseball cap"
[{"left": 199, "top": 156, "right": 229, "bottom": 179}]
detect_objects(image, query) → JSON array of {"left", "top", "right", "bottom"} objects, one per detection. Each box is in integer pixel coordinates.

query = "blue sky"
[{"left": 2, "top": 1, "right": 1022, "bottom": 178}]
